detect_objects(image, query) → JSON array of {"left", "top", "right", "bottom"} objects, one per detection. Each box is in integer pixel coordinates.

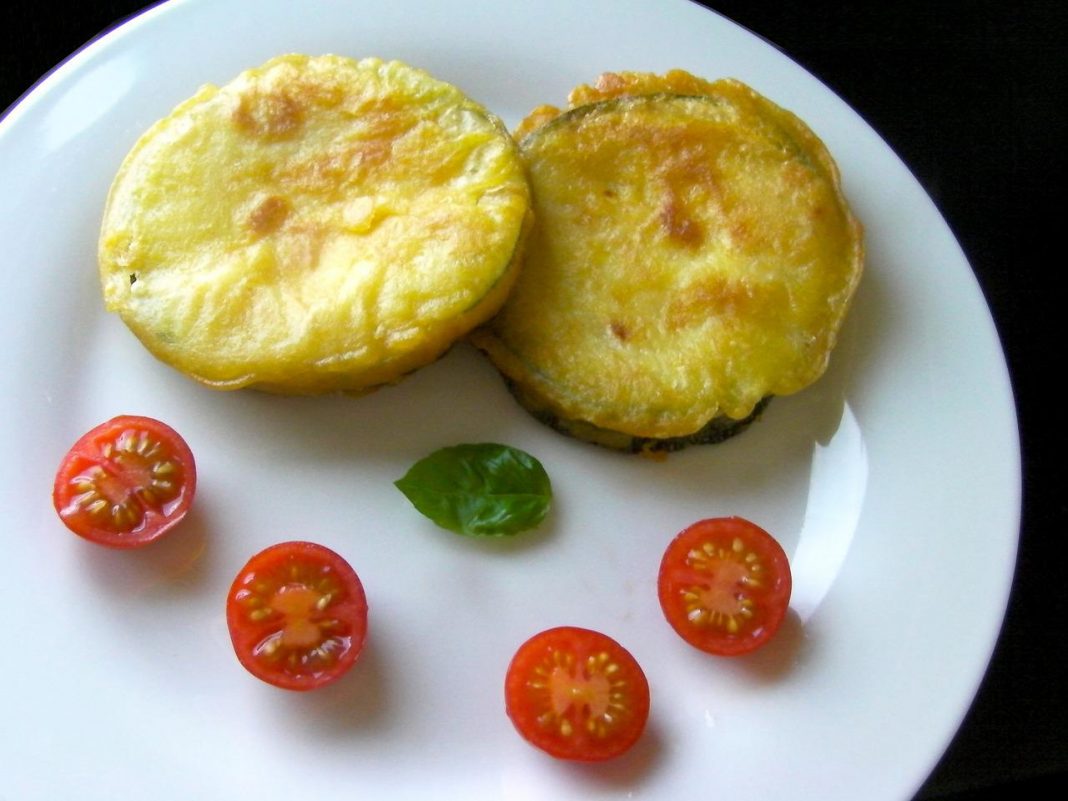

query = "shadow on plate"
[
  {"left": 720, "top": 608, "right": 808, "bottom": 685},
  {"left": 77, "top": 503, "right": 213, "bottom": 599},
  {"left": 264, "top": 636, "right": 391, "bottom": 737},
  {"left": 559, "top": 714, "right": 667, "bottom": 791}
]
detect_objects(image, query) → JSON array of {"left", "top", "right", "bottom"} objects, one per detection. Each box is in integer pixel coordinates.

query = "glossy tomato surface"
[
  {"left": 52, "top": 415, "right": 196, "bottom": 548},
  {"left": 226, "top": 541, "right": 368, "bottom": 691},
  {"left": 504, "top": 626, "right": 650, "bottom": 761},
  {"left": 658, "top": 516, "right": 792, "bottom": 656}
]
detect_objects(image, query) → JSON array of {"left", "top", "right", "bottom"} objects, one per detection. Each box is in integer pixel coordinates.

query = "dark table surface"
[{"left": 2, "top": 2, "right": 1064, "bottom": 798}]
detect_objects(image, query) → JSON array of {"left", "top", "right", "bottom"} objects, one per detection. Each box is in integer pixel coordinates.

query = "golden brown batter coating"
[
  {"left": 473, "top": 71, "right": 863, "bottom": 451},
  {"left": 100, "top": 54, "right": 531, "bottom": 394}
]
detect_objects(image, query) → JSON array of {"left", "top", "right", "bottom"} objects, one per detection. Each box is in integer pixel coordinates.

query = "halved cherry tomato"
[
  {"left": 226, "top": 541, "right": 368, "bottom": 691},
  {"left": 52, "top": 415, "right": 196, "bottom": 549},
  {"left": 504, "top": 626, "right": 650, "bottom": 761},
  {"left": 658, "top": 517, "right": 792, "bottom": 656}
]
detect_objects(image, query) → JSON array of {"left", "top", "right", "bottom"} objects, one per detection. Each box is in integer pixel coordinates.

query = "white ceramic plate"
[{"left": 0, "top": 1, "right": 1020, "bottom": 799}]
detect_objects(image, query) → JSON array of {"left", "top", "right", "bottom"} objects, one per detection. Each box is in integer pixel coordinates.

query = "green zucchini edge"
[{"left": 505, "top": 378, "right": 771, "bottom": 455}]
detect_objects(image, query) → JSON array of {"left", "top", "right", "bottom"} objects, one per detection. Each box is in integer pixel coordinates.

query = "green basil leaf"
[{"left": 394, "top": 443, "right": 552, "bottom": 536}]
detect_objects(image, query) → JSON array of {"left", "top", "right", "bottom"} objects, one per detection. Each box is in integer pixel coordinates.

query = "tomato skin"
[
  {"left": 504, "top": 626, "right": 650, "bottom": 761},
  {"left": 658, "top": 517, "right": 792, "bottom": 656},
  {"left": 52, "top": 415, "right": 196, "bottom": 549},
  {"left": 226, "top": 541, "right": 368, "bottom": 691}
]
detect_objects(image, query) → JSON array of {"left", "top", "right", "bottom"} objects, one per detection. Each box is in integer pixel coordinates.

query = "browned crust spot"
[
  {"left": 231, "top": 90, "right": 305, "bottom": 139},
  {"left": 247, "top": 195, "right": 290, "bottom": 235}
]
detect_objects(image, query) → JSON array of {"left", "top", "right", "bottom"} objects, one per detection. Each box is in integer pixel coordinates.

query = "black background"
[{"left": 2, "top": 2, "right": 1064, "bottom": 799}]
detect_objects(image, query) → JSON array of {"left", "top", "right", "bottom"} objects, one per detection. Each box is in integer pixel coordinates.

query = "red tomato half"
[
  {"left": 226, "top": 541, "right": 368, "bottom": 691},
  {"left": 52, "top": 415, "right": 196, "bottom": 548},
  {"left": 658, "top": 517, "right": 792, "bottom": 656},
  {"left": 504, "top": 626, "right": 650, "bottom": 761}
]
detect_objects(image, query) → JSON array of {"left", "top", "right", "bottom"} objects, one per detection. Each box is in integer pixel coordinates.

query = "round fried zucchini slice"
[
  {"left": 471, "top": 74, "right": 863, "bottom": 452},
  {"left": 99, "top": 54, "right": 531, "bottom": 393}
]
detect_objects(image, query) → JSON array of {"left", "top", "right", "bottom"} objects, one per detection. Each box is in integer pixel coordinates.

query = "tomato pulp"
[
  {"left": 52, "top": 415, "right": 196, "bottom": 548},
  {"left": 658, "top": 516, "right": 792, "bottom": 656},
  {"left": 504, "top": 626, "right": 650, "bottom": 761},
  {"left": 226, "top": 541, "right": 368, "bottom": 691}
]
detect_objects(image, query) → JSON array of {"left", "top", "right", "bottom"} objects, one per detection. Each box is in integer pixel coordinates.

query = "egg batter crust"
[
  {"left": 471, "top": 71, "right": 863, "bottom": 452},
  {"left": 99, "top": 54, "right": 531, "bottom": 393}
]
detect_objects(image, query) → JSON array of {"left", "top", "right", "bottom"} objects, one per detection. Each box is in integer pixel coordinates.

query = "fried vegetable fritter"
[
  {"left": 100, "top": 54, "right": 531, "bottom": 394},
  {"left": 472, "top": 72, "right": 863, "bottom": 453}
]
